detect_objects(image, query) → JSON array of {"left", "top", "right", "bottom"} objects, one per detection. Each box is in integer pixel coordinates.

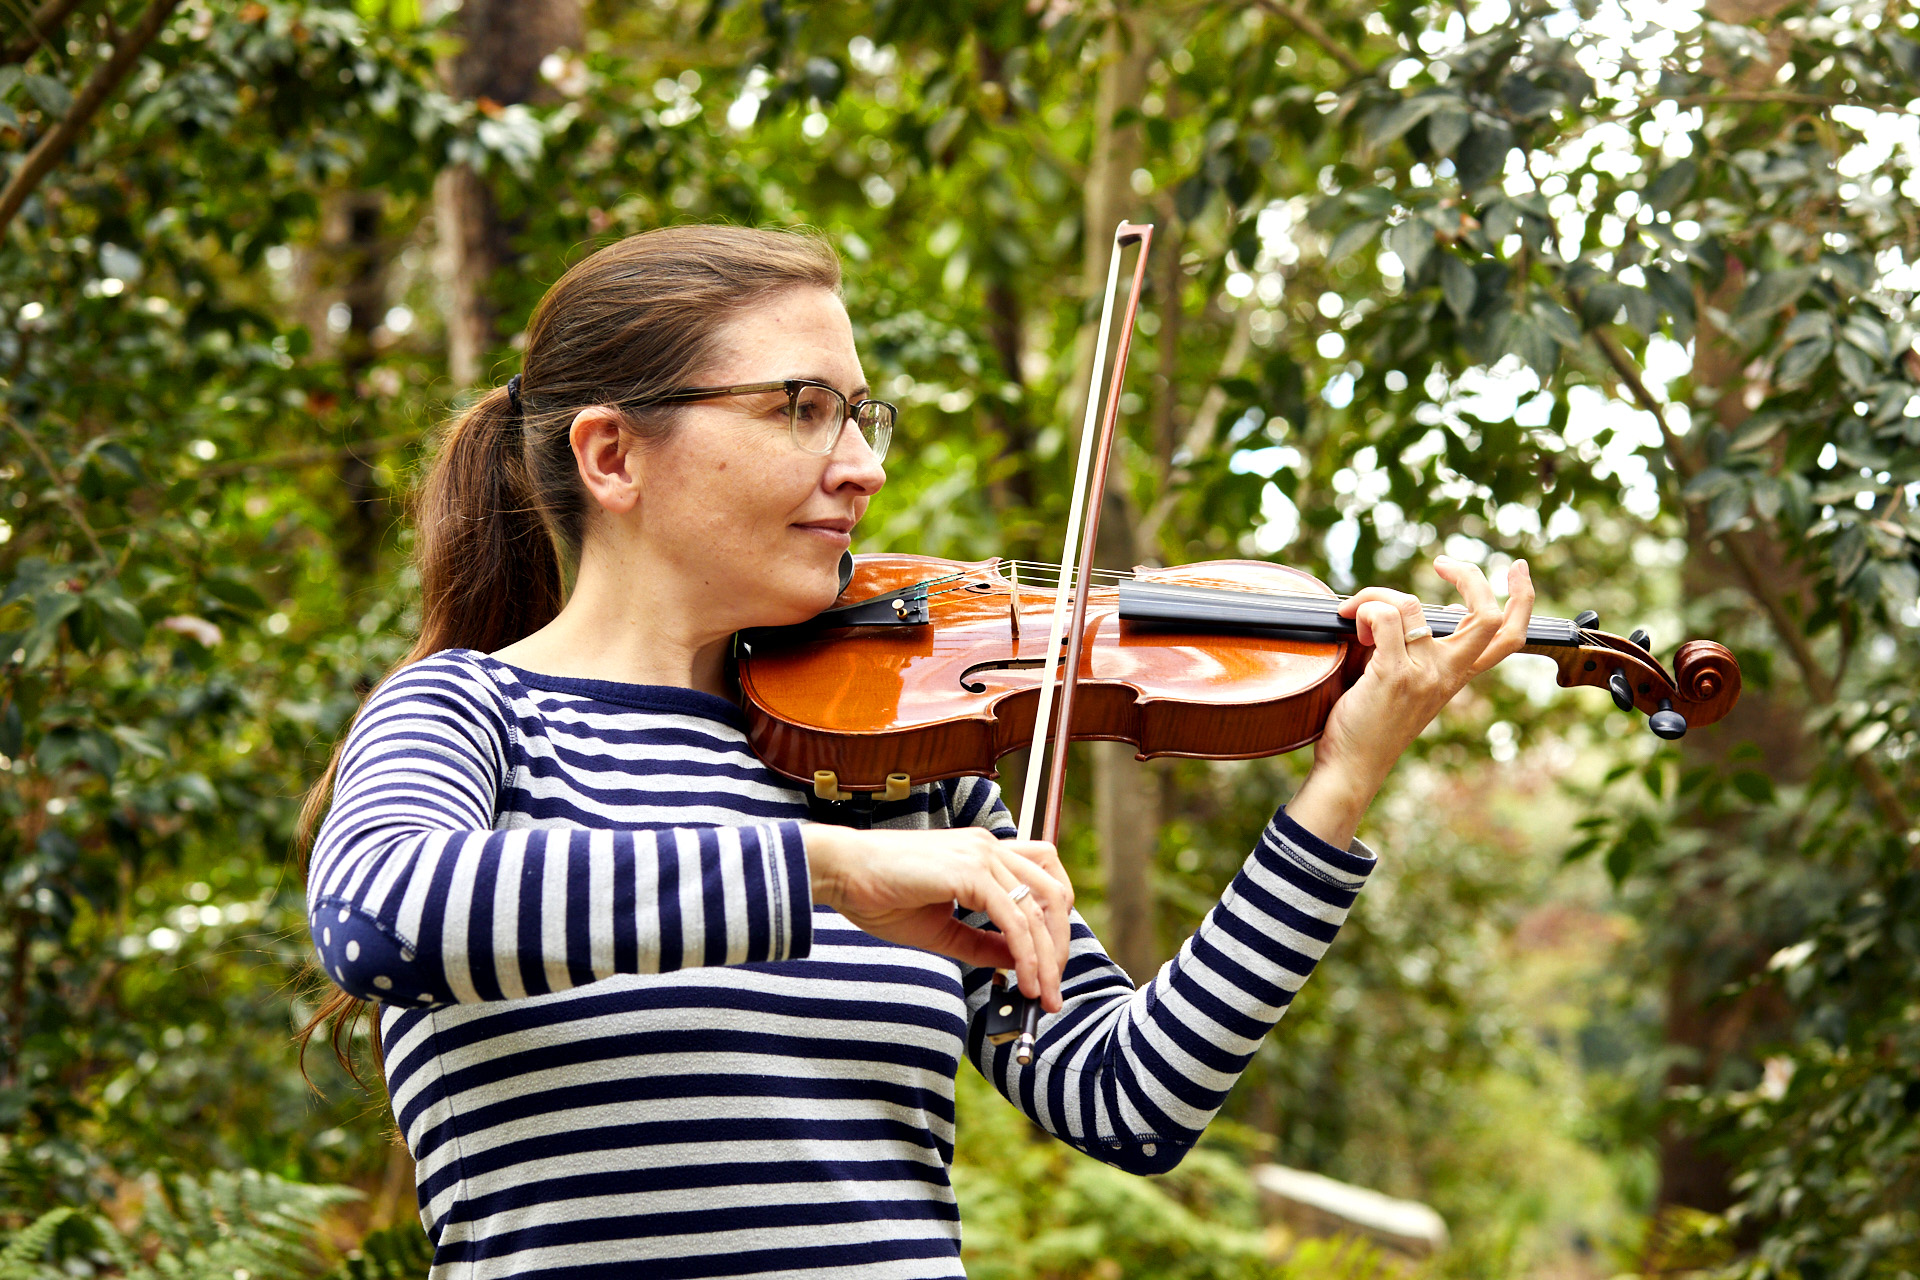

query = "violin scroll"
[{"left": 1536, "top": 631, "right": 1741, "bottom": 739}]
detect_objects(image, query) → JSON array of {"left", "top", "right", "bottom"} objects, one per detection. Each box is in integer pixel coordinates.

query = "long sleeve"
[
  {"left": 950, "top": 778, "right": 1374, "bottom": 1175},
  {"left": 305, "top": 655, "right": 813, "bottom": 1007}
]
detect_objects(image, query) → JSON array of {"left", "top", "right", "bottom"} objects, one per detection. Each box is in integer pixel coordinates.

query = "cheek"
[{"left": 650, "top": 436, "right": 815, "bottom": 534}]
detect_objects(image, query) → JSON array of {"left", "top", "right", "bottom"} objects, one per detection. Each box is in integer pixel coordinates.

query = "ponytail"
[
  {"left": 292, "top": 387, "right": 564, "bottom": 1086},
  {"left": 291, "top": 223, "right": 845, "bottom": 1089}
]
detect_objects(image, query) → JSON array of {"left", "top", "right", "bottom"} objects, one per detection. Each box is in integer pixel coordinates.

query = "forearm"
[
  {"left": 308, "top": 819, "right": 812, "bottom": 1004},
  {"left": 969, "top": 806, "right": 1375, "bottom": 1174}
]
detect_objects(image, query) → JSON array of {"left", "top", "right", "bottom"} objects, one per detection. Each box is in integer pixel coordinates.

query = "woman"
[{"left": 302, "top": 224, "right": 1533, "bottom": 1279}]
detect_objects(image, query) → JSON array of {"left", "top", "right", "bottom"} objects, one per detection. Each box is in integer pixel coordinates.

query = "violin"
[
  {"left": 736, "top": 222, "right": 1741, "bottom": 1061},
  {"left": 737, "top": 552, "right": 1742, "bottom": 800}
]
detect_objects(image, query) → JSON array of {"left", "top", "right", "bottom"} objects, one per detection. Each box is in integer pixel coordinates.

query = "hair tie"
[{"left": 506, "top": 373, "right": 524, "bottom": 416}]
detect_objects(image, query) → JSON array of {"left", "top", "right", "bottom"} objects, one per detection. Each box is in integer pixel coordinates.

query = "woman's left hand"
[{"left": 1288, "top": 555, "right": 1535, "bottom": 849}]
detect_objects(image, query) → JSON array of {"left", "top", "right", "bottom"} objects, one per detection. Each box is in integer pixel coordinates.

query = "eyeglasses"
[{"left": 634, "top": 378, "right": 895, "bottom": 461}]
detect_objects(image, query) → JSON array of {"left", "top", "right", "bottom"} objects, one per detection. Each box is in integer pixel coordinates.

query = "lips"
[{"left": 794, "top": 517, "right": 855, "bottom": 535}]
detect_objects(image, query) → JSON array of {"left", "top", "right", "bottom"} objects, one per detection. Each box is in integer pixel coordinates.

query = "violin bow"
[{"left": 1000, "top": 221, "right": 1154, "bottom": 1064}]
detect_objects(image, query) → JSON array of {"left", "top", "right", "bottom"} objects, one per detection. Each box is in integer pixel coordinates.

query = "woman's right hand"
[{"left": 803, "top": 825, "right": 1074, "bottom": 1012}]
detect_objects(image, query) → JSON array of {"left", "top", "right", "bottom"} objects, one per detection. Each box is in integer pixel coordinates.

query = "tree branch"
[
  {"left": 1250, "top": 0, "right": 1369, "bottom": 79},
  {"left": 198, "top": 431, "right": 423, "bottom": 478},
  {"left": 5, "top": 411, "right": 110, "bottom": 568},
  {"left": 1588, "top": 325, "right": 1914, "bottom": 836},
  {"left": 0, "top": 0, "right": 180, "bottom": 239},
  {"left": 2, "top": 0, "right": 92, "bottom": 66}
]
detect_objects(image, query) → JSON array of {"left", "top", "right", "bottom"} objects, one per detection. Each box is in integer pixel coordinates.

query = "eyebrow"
[{"left": 789, "top": 376, "right": 870, "bottom": 400}]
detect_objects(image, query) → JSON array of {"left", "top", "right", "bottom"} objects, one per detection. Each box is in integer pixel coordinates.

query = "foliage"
[
  {"left": 0, "top": 1169, "right": 357, "bottom": 1279},
  {"left": 3, "top": 0, "right": 1917, "bottom": 1276},
  {"left": 950, "top": 1066, "right": 1397, "bottom": 1280}
]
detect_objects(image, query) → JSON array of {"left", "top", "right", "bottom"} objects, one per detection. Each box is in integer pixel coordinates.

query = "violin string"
[
  {"left": 913, "top": 558, "right": 1580, "bottom": 626},
  {"left": 887, "top": 564, "right": 1603, "bottom": 647}
]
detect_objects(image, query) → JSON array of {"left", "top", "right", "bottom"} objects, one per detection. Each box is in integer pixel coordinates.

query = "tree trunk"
[
  {"left": 1652, "top": 259, "right": 1806, "bottom": 1221},
  {"left": 436, "top": 0, "right": 583, "bottom": 387},
  {"left": 1076, "top": 5, "right": 1162, "bottom": 984}
]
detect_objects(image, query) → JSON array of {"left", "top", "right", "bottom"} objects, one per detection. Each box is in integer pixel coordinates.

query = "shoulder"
[{"left": 347, "top": 649, "right": 516, "bottom": 753}]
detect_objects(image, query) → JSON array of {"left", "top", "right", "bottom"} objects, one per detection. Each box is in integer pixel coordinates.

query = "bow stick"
[{"left": 994, "top": 221, "right": 1154, "bottom": 1064}]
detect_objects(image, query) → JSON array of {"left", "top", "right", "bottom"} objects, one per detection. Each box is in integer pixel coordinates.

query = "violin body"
[
  {"left": 736, "top": 553, "right": 1744, "bottom": 794},
  {"left": 739, "top": 554, "right": 1354, "bottom": 791}
]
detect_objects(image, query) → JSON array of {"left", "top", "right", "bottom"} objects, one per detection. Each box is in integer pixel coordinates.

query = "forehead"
[{"left": 702, "top": 287, "right": 861, "bottom": 384}]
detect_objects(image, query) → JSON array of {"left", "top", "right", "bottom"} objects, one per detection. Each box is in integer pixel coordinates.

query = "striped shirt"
[{"left": 306, "top": 649, "right": 1376, "bottom": 1278}]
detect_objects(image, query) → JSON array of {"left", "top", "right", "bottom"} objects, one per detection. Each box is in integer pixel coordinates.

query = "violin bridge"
[
  {"left": 812, "top": 770, "right": 852, "bottom": 802},
  {"left": 1008, "top": 563, "right": 1021, "bottom": 641}
]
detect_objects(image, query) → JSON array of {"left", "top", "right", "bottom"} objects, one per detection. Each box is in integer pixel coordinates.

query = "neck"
[{"left": 489, "top": 538, "right": 735, "bottom": 698}]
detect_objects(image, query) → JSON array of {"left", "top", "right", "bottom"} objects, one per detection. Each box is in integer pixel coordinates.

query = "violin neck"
[{"left": 1116, "top": 581, "right": 1581, "bottom": 648}]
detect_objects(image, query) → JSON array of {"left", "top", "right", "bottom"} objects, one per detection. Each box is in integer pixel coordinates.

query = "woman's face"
[{"left": 627, "top": 286, "right": 886, "bottom": 632}]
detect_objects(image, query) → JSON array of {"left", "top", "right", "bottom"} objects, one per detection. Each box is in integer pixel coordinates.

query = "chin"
[{"left": 745, "top": 555, "right": 845, "bottom": 629}]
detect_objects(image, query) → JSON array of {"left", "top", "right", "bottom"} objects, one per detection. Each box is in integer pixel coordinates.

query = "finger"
[
  {"left": 1343, "top": 587, "right": 1420, "bottom": 647},
  {"left": 1002, "top": 838, "right": 1076, "bottom": 918},
  {"left": 1005, "top": 855, "right": 1071, "bottom": 1005},
  {"left": 1472, "top": 557, "right": 1535, "bottom": 675},
  {"left": 990, "top": 856, "right": 1061, "bottom": 1010},
  {"left": 1432, "top": 555, "right": 1502, "bottom": 662},
  {"left": 1354, "top": 598, "right": 1409, "bottom": 667},
  {"left": 963, "top": 866, "right": 1041, "bottom": 999},
  {"left": 916, "top": 910, "right": 1017, "bottom": 972}
]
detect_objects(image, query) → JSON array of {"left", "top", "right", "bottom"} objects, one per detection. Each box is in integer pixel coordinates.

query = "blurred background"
[{"left": 1, "top": 1, "right": 1917, "bottom": 1276}]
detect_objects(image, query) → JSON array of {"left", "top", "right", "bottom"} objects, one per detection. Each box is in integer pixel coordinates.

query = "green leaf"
[
  {"left": 1482, "top": 201, "right": 1521, "bottom": 244},
  {"left": 1645, "top": 160, "right": 1697, "bottom": 210},
  {"left": 1840, "top": 314, "right": 1890, "bottom": 363},
  {"left": 1498, "top": 75, "right": 1561, "bottom": 119},
  {"left": 1507, "top": 319, "right": 1558, "bottom": 378},
  {"left": 1327, "top": 218, "right": 1384, "bottom": 263},
  {"left": 203, "top": 574, "right": 268, "bottom": 612},
  {"left": 1705, "top": 482, "right": 1751, "bottom": 535},
  {"left": 1737, "top": 267, "right": 1814, "bottom": 319},
  {"left": 1530, "top": 298, "right": 1582, "bottom": 348},
  {"left": 1455, "top": 121, "right": 1514, "bottom": 189},
  {"left": 1605, "top": 838, "right": 1635, "bottom": 887},
  {"left": 1440, "top": 254, "right": 1477, "bottom": 320},
  {"left": 1365, "top": 94, "right": 1446, "bottom": 149},
  {"left": 1387, "top": 217, "right": 1435, "bottom": 280},
  {"left": 1730, "top": 413, "right": 1787, "bottom": 453},
  {"left": 1775, "top": 337, "right": 1831, "bottom": 388},
  {"left": 1834, "top": 342, "right": 1875, "bottom": 390},
  {"left": 0, "top": 700, "right": 20, "bottom": 758},
  {"left": 1426, "top": 103, "right": 1471, "bottom": 157},
  {"left": 1731, "top": 770, "right": 1775, "bottom": 804},
  {"left": 21, "top": 72, "right": 71, "bottom": 117}
]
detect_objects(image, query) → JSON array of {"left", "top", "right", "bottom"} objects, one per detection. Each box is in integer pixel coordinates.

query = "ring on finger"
[
  {"left": 1007, "top": 882, "right": 1033, "bottom": 905},
  {"left": 1404, "top": 625, "right": 1433, "bottom": 642}
]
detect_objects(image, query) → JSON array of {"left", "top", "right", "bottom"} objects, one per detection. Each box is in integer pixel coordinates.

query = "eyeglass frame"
[{"left": 630, "top": 378, "right": 896, "bottom": 461}]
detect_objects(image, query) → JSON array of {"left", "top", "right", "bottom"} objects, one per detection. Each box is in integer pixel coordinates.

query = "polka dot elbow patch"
[{"left": 310, "top": 904, "right": 449, "bottom": 1006}]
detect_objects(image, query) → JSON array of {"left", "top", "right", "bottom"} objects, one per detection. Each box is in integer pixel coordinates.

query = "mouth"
[{"left": 793, "top": 516, "right": 855, "bottom": 546}]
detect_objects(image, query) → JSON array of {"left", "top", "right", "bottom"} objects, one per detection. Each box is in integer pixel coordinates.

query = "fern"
[
  {"left": 320, "top": 1223, "right": 435, "bottom": 1280},
  {"left": 0, "top": 1206, "right": 76, "bottom": 1280},
  {"left": 0, "top": 1170, "right": 360, "bottom": 1280}
]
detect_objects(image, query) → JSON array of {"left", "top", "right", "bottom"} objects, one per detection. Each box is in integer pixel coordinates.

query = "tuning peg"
[
  {"left": 1649, "top": 698, "right": 1687, "bottom": 740},
  {"left": 1629, "top": 628, "right": 1651, "bottom": 650},
  {"left": 1574, "top": 609, "right": 1600, "bottom": 630},
  {"left": 1608, "top": 669, "right": 1635, "bottom": 712}
]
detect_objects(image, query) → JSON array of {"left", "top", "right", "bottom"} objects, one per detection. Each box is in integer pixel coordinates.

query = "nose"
[{"left": 824, "top": 416, "right": 886, "bottom": 496}]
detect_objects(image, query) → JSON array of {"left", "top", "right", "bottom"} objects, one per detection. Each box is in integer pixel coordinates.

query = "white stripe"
[{"left": 540, "top": 830, "right": 570, "bottom": 993}]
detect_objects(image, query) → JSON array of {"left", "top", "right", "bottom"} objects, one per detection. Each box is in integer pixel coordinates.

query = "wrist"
[
  {"left": 801, "top": 825, "right": 849, "bottom": 910},
  {"left": 1288, "top": 757, "right": 1384, "bottom": 851}
]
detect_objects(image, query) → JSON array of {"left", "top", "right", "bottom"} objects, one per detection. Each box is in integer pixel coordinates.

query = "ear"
[{"left": 571, "top": 406, "right": 642, "bottom": 515}]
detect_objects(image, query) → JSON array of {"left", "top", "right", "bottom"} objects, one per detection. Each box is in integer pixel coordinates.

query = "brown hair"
[{"left": 294, "top": 225, "right": 842, "bottom": 1084}]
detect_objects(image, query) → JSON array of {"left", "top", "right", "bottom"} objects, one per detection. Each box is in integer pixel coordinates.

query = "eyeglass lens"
[{"left": 790, "top": 384, "right": 892, "bottom": 461}]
